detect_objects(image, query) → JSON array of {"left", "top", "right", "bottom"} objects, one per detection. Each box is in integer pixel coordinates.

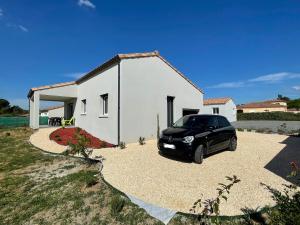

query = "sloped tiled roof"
[
  {"left": 76, "top": 51, "right": 203, "bottom": 93},
  {"left": 237, "top": 102, "right": 287, "bottom": 109},
  {"left": 204, "top": 97, "right": 232, "bottom": 105},
  {"left": 28, "top": 51, "right": 203, "bottom": 97}
]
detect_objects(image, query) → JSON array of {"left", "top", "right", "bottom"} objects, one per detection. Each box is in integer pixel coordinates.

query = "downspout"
[{"left": 117, "top": 61, "right": 121, "bottom": 145}]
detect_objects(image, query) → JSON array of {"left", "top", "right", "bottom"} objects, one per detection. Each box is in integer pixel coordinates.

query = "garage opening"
[{"left": 182, "top": 109, "right": 199, "bottom": 116}]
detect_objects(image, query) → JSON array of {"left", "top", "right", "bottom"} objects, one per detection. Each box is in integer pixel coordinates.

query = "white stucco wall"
[
  {"left": 74, "top": 64, "right": 119, "bottom": 144},
  {"left": 48, "top": 107, "right": 64, "bottom": 118},
  {"left": 120, "top": 56, "right": 204, "bottom": 143},
  {"left": 203, "top": 99, "right": 237, "bottom": 122}
]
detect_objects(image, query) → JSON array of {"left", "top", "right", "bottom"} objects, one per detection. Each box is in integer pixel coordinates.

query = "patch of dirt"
[{"left": 13, "top": 158, "right": 86, "bottom": 183}]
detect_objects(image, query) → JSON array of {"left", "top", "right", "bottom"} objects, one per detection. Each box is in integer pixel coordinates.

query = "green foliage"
[
  {"left": 0, "top": 99, "right": 10, "bottom": 109},
  {"left": 119, "top": 142, "right": 126, "bottom": 149},
  {"left": 139, "top": 137, "right": 146, "bottom": 145},
  {"left": 0, "top": 99, "right": 27, "bottom": 115},
  {"left": 287, "top": 98, "right": 300, "bottom": 109},
  {"left": 64, "top": 128, "right": 93, "bottom": 160},
  {"left": 237, "top": 112, "right": 300, "bottom": 121},
  {"left": 190, "top": 175, "right": 241, "bottom": 224},
  {"left": 277, "top": 94, "right": 290, "bottom": 101},
  {"left": 110, "top": 195, "right": 126, "bottom": 216}
]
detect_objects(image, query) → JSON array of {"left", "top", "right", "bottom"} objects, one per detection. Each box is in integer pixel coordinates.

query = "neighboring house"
[
  {"left": 237, "top": 99, "right": 287, "bottom": 113},
  {"left": 40, "top": 106, "right": 64, "bottom": 118},
  {"left": 287, "top": 108, "right": 300, "bottom": 114},
  {"left": 28, "top": 51, "right": 204, "bottom": 145},
  {"left": 203, "top": 97, "right": 237, "bottom": 122}
]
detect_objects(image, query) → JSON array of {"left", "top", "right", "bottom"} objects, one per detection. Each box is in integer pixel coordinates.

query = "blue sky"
[{"left": 0, "top": 0, "right": 300, "bottom": 109}]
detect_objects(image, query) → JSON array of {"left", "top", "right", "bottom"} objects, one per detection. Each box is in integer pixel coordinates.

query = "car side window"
[
  {"left": 206, "top": 117, "right": 219, "bottom": 129},
  {"left": 218, "top": 117, "right": 231, "bottom": 128}
]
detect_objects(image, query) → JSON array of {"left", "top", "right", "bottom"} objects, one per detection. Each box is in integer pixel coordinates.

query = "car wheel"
[
  {"left": 229, "top": 137, "right": 237, "bottom": 151},
  {"left": 194, "top": 145, "right": 204, "bottom": 164}
]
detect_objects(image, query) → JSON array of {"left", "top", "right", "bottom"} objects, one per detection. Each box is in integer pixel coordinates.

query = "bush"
[
  {"left": 119, "top": 142, "right": 126, "bottom": 149},
  {"left": 138, "top": 137, "right": 145, "bottom": 145},
  {"left": 237, "top": 112, "right": 300, "bottom": 121},
  {"left": 110, "top": 196, "right": 126, "bottom": 216}
]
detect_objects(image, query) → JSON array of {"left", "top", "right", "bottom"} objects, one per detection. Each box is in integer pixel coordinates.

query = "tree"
[
  {"left": 0, "top": 99, "right": 10, "bottom": 109},
  {"left": 277, "top": 94, "right": 290, "bottom": 101},
  {"left": 287, "top": 99, "right": 300, "bottom": 109}
]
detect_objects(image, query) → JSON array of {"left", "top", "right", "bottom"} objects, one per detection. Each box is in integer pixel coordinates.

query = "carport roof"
[{"left": 27, "top": 81, "right": 76, "bottom": 98}]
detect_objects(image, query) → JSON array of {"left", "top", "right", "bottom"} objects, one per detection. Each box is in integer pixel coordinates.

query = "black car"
[{"left": 158, "top": 114, "right": 237, "bottom": 164}]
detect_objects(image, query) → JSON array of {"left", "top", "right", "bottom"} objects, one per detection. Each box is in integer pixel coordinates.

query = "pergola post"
[{"left": 30, "top": 92, "right": 40, "bottom": 129}]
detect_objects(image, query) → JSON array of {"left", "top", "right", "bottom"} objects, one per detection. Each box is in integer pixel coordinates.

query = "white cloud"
[
  {"left": 6, "top": 23, "right": 29, "bottom": 32},
  {"left": 78, "top": 0, "right": 96, "bottom": 9},
  {"left": 18, "top": 25, "right": 28, "bottom": 32},
  {"left": 249, "top": 72, "right": 300, "bottom": 83},
  {"left": 208, "top": 81, "right": 245, "bottom": 89},
  {"left": 208, "top": 72, "right": 300, "bottom": 89},
  {"left": 63, "top": 72, "right": 86, "bottom": 79},
  {"left": 0, "top": 8, "right": 3, "bottom": 16},
  {"left": 293, "top": 86, "right": 300, "bottom": 91}
]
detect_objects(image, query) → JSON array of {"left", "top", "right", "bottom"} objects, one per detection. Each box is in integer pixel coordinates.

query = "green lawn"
[{"left": 0, "top": 128, "right": 167, "bottom": 225}]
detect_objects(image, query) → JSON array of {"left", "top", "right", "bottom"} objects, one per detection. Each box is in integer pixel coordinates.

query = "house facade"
[
  {"left": 203, "top": 97, "right": 237, "bottom": 122},
  {"left": 28, "top": 51, "right": 204, "bottom": 145},
  {"left": 237, "top": 99, "right": 287, "bottom": 113},
  {"left": 40, "top": 106, "right": 64, "bottom": 118}
]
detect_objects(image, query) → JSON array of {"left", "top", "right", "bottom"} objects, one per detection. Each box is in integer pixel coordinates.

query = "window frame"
[
  {"left": 81, "top": 99, "right": 87, "bottom": 115},
  {"left": 212, "top": 107, "right": 219, "bottom": 115},
  {"left": 100, "top": 94, "right": 109, "bottom": 117}
]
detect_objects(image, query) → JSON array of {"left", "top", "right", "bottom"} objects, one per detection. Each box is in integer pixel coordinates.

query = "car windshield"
[{"left": 172, "top": 115, "right": 216, "bottom": 129}]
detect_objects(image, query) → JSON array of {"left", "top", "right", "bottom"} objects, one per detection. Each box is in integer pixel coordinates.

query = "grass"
[{"left": 0, "top": 128, "right": 163, "bottom": 225}]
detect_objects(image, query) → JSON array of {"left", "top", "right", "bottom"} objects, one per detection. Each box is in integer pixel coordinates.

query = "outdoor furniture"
[
  {"left": 62, "top": 117, "right": 75, "bottom": 128},
  {"left": 48, "top": 117, "right": 62, "bottom": 126}
]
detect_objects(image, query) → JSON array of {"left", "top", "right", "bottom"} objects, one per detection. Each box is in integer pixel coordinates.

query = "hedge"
[{"left": 237, "top": 112, "right": 300, "bottom": 121}]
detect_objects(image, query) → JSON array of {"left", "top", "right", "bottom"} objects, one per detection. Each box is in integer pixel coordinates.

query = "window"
[
  {"left": 100, "top": 94, "right": 108, "bottom": 115},
  {"left": 81, "top": 99, "right": 86, "bottom": 114},
  {"left": 167, "top": 96, "right": 174, "bottom": 127},
  {"left": 217, "top": 116, "right": 231, "bottom": 128},
  {"left": 213, "top": 107, "right": 219, "bottom": 115}
]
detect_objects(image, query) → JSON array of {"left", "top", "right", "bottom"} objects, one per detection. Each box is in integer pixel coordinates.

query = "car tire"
[
  {"left": 194, "top": 145, "right": 204, "bottom": 164},
  {"left": 229, "top": 137, "right": 237, "bottom": 151}
]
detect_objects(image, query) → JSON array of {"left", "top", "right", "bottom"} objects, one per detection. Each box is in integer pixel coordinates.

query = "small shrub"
[
  {"left": 56, "top": 137, "right": 62, "bottom": 141},
  {"left": 247, "top": 129, "right": 252, "bottom": 132},
  {"left": 119, "top": 142, "right": 126, "bottom": 149},
  {"left": 5, "top": 132, "right": 10, "bottom": 137},
  {"left": 237, "top": 128, "right": 243, "bottom": 132},
  {"left": 55, "top": 134, "right": 60, "bottom": 138},
  {"left": 190, "top": 175, "right": 241, "bottom": 224},
  {"left": 64, "top": 128, "right": 93, "bottom": 162},
  {"left": 110, "top": 195, "right": 126, "bottom": 216},
  {"left": 101, "top": 142, "right": 107, "bottom": 148},
  {"left": 138, "top": 137, "right": 145, "bottom": 145}
]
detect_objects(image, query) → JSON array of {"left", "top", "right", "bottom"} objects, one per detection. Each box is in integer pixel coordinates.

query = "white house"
[
  {"left": 28, "top": 51, "right": 204, "bottom": 145},
  {"left": 40, "top": 106, "right": 64, "bottom": 118},
  {"left": 203, "top": 97, "right": 237, "bottom": 122}
]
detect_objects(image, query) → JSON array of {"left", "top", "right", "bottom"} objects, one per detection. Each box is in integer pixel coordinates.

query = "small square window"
[
  {"left": 100, "top": 94, "right": 108, "bottom": 115},
  {"left": 81, "top": 99, "right": 86, "bottom": 114},
  {"left": 213, "top": 107, "right": 219, "bottom": 115}
]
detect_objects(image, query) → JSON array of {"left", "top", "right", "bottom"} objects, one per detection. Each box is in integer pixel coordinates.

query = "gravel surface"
[
  {"left": 98, "top": 132, "right": 300, "bottom": 216},
  {"left": 30, "top": 128, "right": 300, "bottom": 216}
]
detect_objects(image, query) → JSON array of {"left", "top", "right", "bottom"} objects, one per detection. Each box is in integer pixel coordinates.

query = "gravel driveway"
[{"left": 98, "top": 132, "right": 300, "bottom": 216}]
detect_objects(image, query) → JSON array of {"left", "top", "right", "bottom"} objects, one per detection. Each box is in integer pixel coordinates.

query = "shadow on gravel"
[{"left": 264, "top": 136, "right": 300, "bottom": 186}]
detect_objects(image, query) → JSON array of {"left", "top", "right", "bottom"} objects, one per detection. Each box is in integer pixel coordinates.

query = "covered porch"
[{"left": 28, "top": 81, "right": 78, "bottom": 129}]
